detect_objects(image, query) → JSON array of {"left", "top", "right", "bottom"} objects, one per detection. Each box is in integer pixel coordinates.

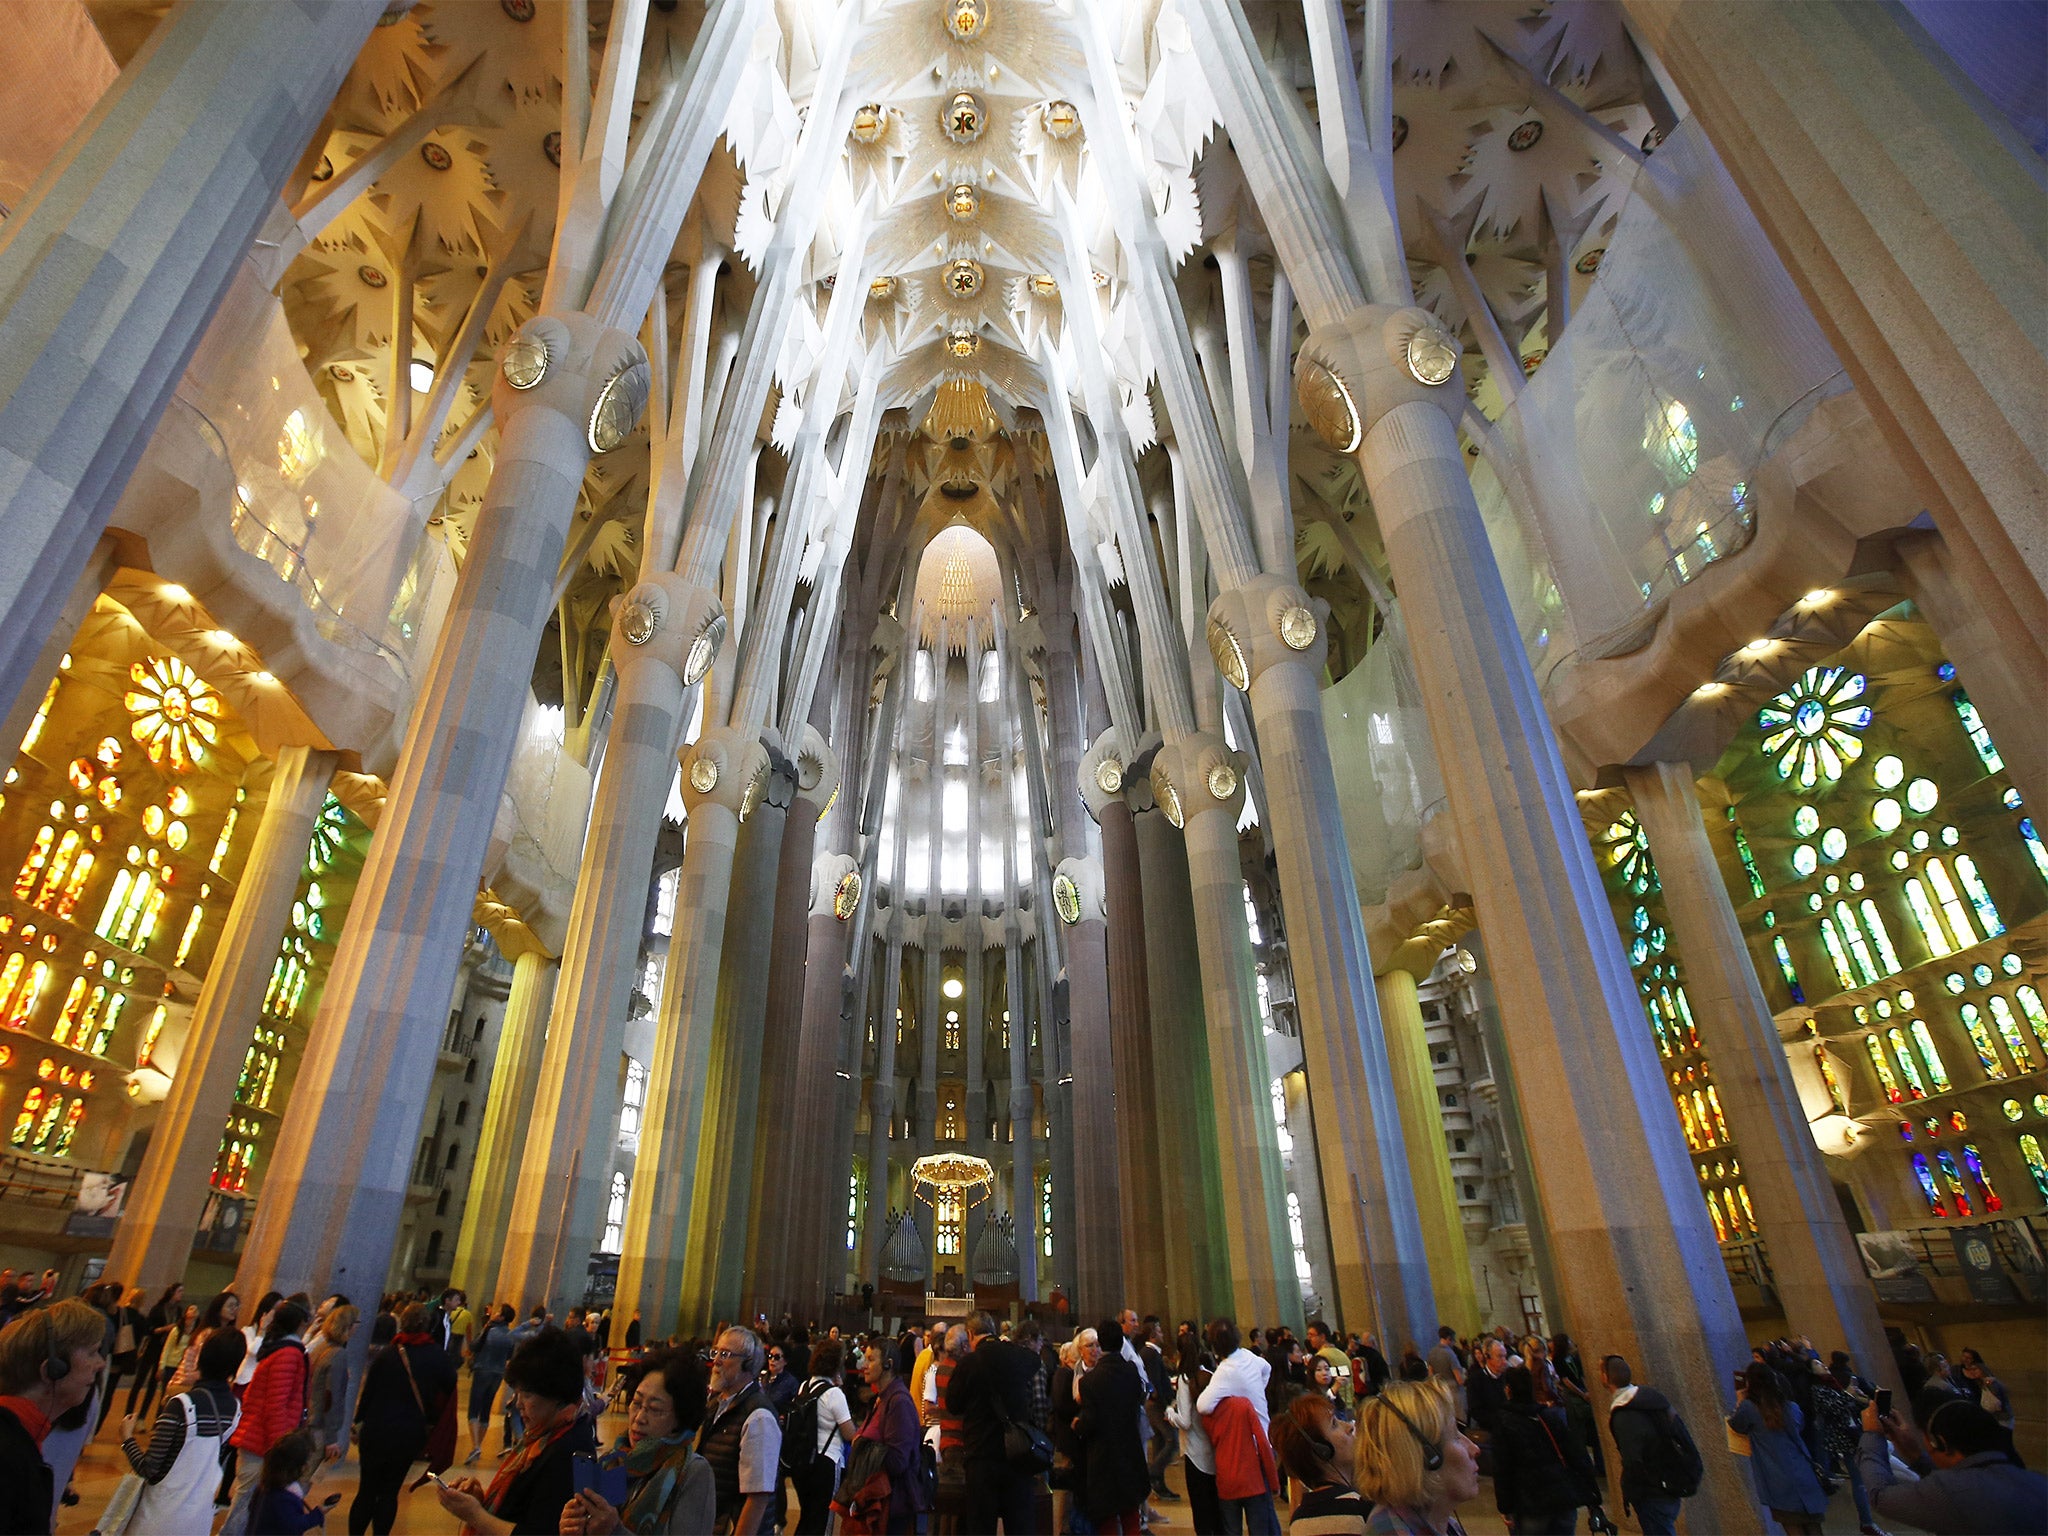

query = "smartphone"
[
  {"left": 1732, "top": 1371, "right": 1746, "bottom": 1393},
  {"left": 1875, "top": 1388, "right": 1892, "bottom": 1420},
  {"left": 425, "top": 1471, "right": 453, "bottom": 1493},
  {"left": 572, "top": 1452, "right": 630, "bottom": 1508},
  {"left": 322, "top": 1493, "right": 343, "bottom": 1509}
]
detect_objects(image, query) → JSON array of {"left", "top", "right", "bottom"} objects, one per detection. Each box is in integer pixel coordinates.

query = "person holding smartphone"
[
  {"left": 560, "top": 1347, "right": 714, "bottom": 1534},
  {"left": 434, "top": 1327, "right": 594, "bottom": 1535}
]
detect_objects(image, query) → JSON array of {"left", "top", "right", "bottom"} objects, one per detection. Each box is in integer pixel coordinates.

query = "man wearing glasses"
[{"left": 702, "top": 1327, "right": 781, "bottom": 1534}]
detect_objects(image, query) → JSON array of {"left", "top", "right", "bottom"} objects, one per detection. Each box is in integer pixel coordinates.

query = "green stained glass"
[
  {"left": 1835, "top": 902, "right": 1880, "bottom": 985},
  {"left": 1819, "top": 917, "right": 1858, "bottom": 992},
  {"left": 2024, "top": 1135, "right": 2048, "bottom": 1203},
  {"left": 2021, "top": 818, "right": 2048, "bottom": 884},
  {"left": 1904, "top": 879, "right": 1954, "bottom": 957},
  {"left": 1731, "top": 820, "right": 1765, "bottom": 898},
  {"left": 1951, "top": 690, "right": 2003, "bottom": 774},
  {"left": 1772, "top": 936, "right": 1804, "bottom": 1004},
  {"left": 1988, "top": 996, "right": 2036, "bottom": 1073},
  {"left": 1887, "top": 1027, "right": 1927, "bottom": 1098},
  {"left": 1960, "top": 1003, "right": 2006, "bottom": 1079},
  {"left": 1864, "top": 1034, "right": 1902, "bottom": 1103},
  {"left": 2017, "top": 986, "right": 2048, "bottom": 1057},
  {"left": 1759, "top": 667, "right": 1871, "bottom": 788},
  {"left": 1952, "top": 856, "right": 2004, "bottom": 937},
  {"left": 1859, "top": 900, "right": 1902, "bottom": 975},
  {"left": 1910, "top": 1021, "right": 1951, "bottom": 1093}
]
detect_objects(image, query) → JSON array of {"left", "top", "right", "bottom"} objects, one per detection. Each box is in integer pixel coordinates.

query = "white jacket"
[{"left": 1195, "top": 1347, "right": 1271, "bottom": 1433}]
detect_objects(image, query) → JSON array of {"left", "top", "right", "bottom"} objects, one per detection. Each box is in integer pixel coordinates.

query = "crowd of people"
[{"left": 0, "top": 1272, "right": 2037, "bottom": 1536}]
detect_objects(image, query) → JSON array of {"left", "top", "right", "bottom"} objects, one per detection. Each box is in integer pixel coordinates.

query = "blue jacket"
[
  {"left": 1728, "top": 1399, "right": 1826, "bottom": 1515},
  {"left": 1858, "top": 1432, "right": 2048, "bottom": 1535}
]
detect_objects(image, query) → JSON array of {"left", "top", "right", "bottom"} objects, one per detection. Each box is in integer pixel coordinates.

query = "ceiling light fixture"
[
  {"left": 1802, "top": 589, "right": 1832, "bottom": 604},
  {"left": 1741, "top": 638, "right": 1773, "bottom": 656},
  {"left": 410, "top": 360, "right": 435, "bottom": 393}
]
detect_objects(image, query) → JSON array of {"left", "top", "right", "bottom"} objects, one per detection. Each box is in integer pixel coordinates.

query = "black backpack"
[
  {"left": 1623, "top": 1401, "right": 1704, "bottom": 1499},
  {"left": 781, "top": 1379, "right": 833, "bottom": 1477}
]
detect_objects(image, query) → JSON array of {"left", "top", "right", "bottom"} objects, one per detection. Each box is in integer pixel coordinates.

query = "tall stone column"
[
  {"left": 1002, "top": 927, "right": 1038, "bottom": 1301},
  {"left": 1625, "top": 1, "right": 2048, "bottom": 761},
  {"left": 452, "top": 945, "right": 556, "bottom": 1302},
  {"left": 1052, "top": 853, "right": 1119, "bottom": 1316},
  {"left": 1095, "top": 794, "right": 1162, "bottom": 1311},
  {"left": 861, "top": 931, "right": 905, "bottom": 1288},
  {"left": 0, "top": 0, "right": 381, "bottom": 721},
  {"left": 1301, "top": 304, "right": 1755, "bottom": 1527},
  {"left": 497, "top": 576, "right": 721, "bottom": 1312},
  {"left": 1279, "top": 1069, "right": 1341, "bottom": 1327},
  {"left": 1374, "top": 968, "right": 1480, "bottom": 1337},
  {"left": 1624, "top": 761, "right": 1898, "bottom": 1390},
  {"left": 107, "top": 744, "right": 338, "bottom": 1291},
  {"left": 1128, "top": 792, "right": 1228, "bottom": 1320},
  {"left": 683, "top": 748, "right": 794, "bottom": 1326},
  {"left": 781, "top": 863, "right": 857, "bottom": 1317},
  {"left": 746, "top": 739, "right": 836, "bottom": 1318},
  {"left": 609, "top": 728, "right": 752, "bottom": 1330},
  {"left": 1151, "top": 737, "right": 1298, "bottom": 1330},
  {"left": 239, "top": 315, "right": 646, "bottom": 1306},
  {"left": 1207, "top": 579, "right": 1438, "bottom": 1347}
]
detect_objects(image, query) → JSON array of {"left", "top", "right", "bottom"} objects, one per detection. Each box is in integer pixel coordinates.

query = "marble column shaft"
[
  {"left": 783, "top": 897, "right": 855, "bottom": 1315},
  {"left": 241, "top": 317, "right": 637, "bottom": 1306},
  {"left": 743, "top": 786, "right": 825, "bottom": 1318},
  {"left": 497, "top": 644, "right": 687, "bottom": 1312},
  {"left": 1130, "top": 804, "right": 1230, "bottom": 1322},
  {"left": 861, "top": 933, "right": 905, "bottom": 1287},
  {"left": 1625, "top": 761, "right": 1898, "bottom": 1391},
  {"left": 1003, "top": 931, "right": 1039, "bottom": 1301},
  {"left": 0, "top": 0, "right": 380, "bottom": 721},
  {"left": 612, "top": 796, "right": 740, "bottom": 1331},
  {"left": 107, "top": 744, "right": 338, "bottom": 1292},
  {"left": 1351, "top": 384, "right": 1754, "bottom": 1528},
  {"left": 1246, "top": 644, "right": 1437, "bottom": 1347},
  {"left": 1098, "top": 800, "right": 1163, "bottom": 1311},
  {"left": 452, "top": 946, "right": 557, "bottom": 1303},
  {"left": 1374, "top": 968, "right": 1480, "bottom": 1338},
  {"left": 684, "top": 772, "right": 792, "bottom": 1325}
]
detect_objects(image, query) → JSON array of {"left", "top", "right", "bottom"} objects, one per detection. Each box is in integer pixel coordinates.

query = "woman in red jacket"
[{"left": 219, "top": 1300, "right": 311, "bottom": 1536}]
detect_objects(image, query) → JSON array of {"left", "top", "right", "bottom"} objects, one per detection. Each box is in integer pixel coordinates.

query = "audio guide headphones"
[
  {"left": 41, "top": 1312, "right": 69, "bottom": 1384},
  {"left": 1378, "top": 1394, "right": 1444, "bottom": 1471}
]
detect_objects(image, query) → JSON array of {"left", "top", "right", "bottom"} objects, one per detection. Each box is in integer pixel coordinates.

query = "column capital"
[
  {"left": 492, "top": 310, "right": 651, "bottom": 446},
  {"left": 1050, "top": 855, "right": 1105, "bottom": 927},
  {"left": 1295, "top": 303, "right": 1467, "bottom": 449},
  {"left": 608, "top": 571, "right": 727, "bottom": 686},
  {"left": 810, "top": 849, "right": 860, "bottom": 921},
  {"left": 1078, "top": 727, "right": 1132, "bottom": 822},
  {"left": 1206, "top": 573, "right": 1329, "bottom": 690},
  {"left": 791, "top": 724, "right": 840, "bottom": 819},
  {"left": 1149, "top": 732, "right": 1247, "bottom": 830},
  {"left": 680, "top": 724, "right": 768, "bottom": 818}
]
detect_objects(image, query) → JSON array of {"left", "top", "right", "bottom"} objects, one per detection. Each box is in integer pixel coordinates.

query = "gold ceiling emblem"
[
  {"left": 944, "top": 0, "right": 987, "bottom": 41},
  {"left": 868, "top": 275, "right": 898, "bottom": 299},
  {"left": 1297, "top": 358, "right": 1362, "bottom": 452},
  {"left": 851, "top": 103, "right": 887, "bottom": 144},
  {"left": 943, "top": 91, "right": 986, "bottom": 144},
  {"left": 1405, "top": 325, "right": 1459, "bottom": 387},
  {"left": 945, "top": 258, "right": 985, "bottom": 299},
  {"left": 1043, "top": 100, "right": 1080, "bottom": 139},
  {"left": 946, "top": 183, "right": 979, "bottom": 222},
  {"left": 946, "top": 331, "right": 981, "bottom": 358},
  {"left": 1026, "top": 273, "right": 1058, "bottom": 298}
]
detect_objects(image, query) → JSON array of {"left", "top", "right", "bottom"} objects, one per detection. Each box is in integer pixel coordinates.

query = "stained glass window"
[
  {"left": 1959, "top": 1004, "right": 2006, "bottom": 1079},
  {"left": 2020, "top": 818, "right": 2048, "bottom": 884},
  {"left": 2021, "top": 1135, "right": 2048, "bottom": 1203},
  {"left": 1910, "top": 1153, "right": 1947, "bottom": 1216},
  {"left": 1951, "top": 691, "right": 2003, "bottom": 774},
  {"left": 1903, "top": 880, "right": 1953, "bottom": 957},
  {"left": 1909, "top": 1021, "right": 1951, "bottom": 1092},
  {"left": 1758, "top": 667, "right": 1871, "bottom": 788},
  {"left": 1951, "top": 857, "right": 2003, "bottom": 937},
  {"left": 1934, "top": 1149, "right": 1973, "bottom": 1216},
  {"left": 1865, "top": 1035, "right": 1902, "bottom": 1103},
  {"left": 2018, "top": 987, "right": 2048, "bottom": 1056},
  {"left": 1705, "top": 1085, "right": 1729, "bottom": 1143},
  {"left": 1819, "top": 918, "right": 1858, "bottom": 991},
  {"left": 1816, "top": 1045, "right": 1848, "bottom": 1114},
  {"left": 1960, "top": 1145, "right": 2003, "bottom": 1212},
  {"left": 1858, "top": 900, "right": 1903, "bottom": 974},
  {"left": 1772, "top": 937, "right": 1805, "bottom": 1004},
  {"left": 1835, "top": 903, "right": 1881, "bottom": 985},
  {"left": 1600, "top": 814, "right": 1657, "bottom": 895},
  {"left": 1886, "top": 1029, "right": 1927, "bottom": 1099},
  {"left": 937, "top": 1188, "right": 963, "bottom": 1254},
  {"left": 1041, "top": 1171, "right": 1053, "bottom": 1258},
  {"left": 602, "top": 1170, "right": 628, "bottom": 1253},
  {"left": 1987, "top": 996, "right": 2036, "bottom": 1073}
]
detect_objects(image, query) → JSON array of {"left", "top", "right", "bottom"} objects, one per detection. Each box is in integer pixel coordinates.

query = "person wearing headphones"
[
  {"left": 1274, "top": 1391, "right": 1370, "bottom": 1534},
  {"left": 1859, "top": 1395, "right": 2047, "bottom": 1535},
  {"left": 0, "top": 1298, "right": 107, "bottom": 1534},
  {"left": 1353, "top": 1379, "right": 1481, "bottom": 1536}
]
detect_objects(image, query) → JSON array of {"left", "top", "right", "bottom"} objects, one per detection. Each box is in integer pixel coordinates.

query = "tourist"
[
  {"left": 701, "top": 1326, "right": 781, "bottom": 1535},
  {"left": 1354, "top": 1381, "right": 1479, "bottom": 1536},
  {"left": 561, "top": 1346, "right": 715, "bottom": 1535},
  {"left": 786, "top": 1339, "right": 854, "bottom": 1536},
  {"left": 123, "top": 1328, "right": 246, "bottom": 1536},
  {"left": 222, "top": 1299, "right": 313, "bottom": 1535},
  {"left": 1352, "top": 1334, "right": 1391, "bottom": 1402},
  {"left": 0, "top": 1299, "right": 107, "bottom": 1535},
  {"left": 1423, "top": 1328, "right": 1463, "bottom": 1424},
  {"left": 1199, "top": 1319, "right": 1280, "bottom": 1536},
  {"left": 762, "top": 1339, "right": 798, "bottom": 1415},
  {"left": 928, "top": 1323, "right": 971, "bottom": 1533},
  {"left": 304, "top": 1305, "right": 358, "bottom": 1467},
  {"left": 1464, "top": 1341, "right": 1507, "bottom": 1448},
  {"left": 352, "top": 1301, "right": 458, "bottom": 1535},
  {"left": 468, "top": 1302, "right": 517, "bottom": 1464},
  {"left": 1274, "top": 1391, "right": 1369, "bottom": 1534},
  {"left": 47, "top": 1279, "right": 119, "bottom": 1511},
  {"left": 122, "top": 1283, "right": 184, "bottom": 1425},
  {"left": 1049, "top": 1332, "right": 1090, "bottom": 1526},
  {"left": 240, "top": 1291, "right": 284, "bottom": 1389},
  {"left": 1546, "top": 1336, "right": 1598, "bottom": 1478},
  {"left": 97, "top": 1284, "right": 151, "bottom": 1432},
  {"left": 1078, "top": 1317, "right": 1149, "bottom": 1534},
  {"left": 1860, "top": 1395, "right": 2047, "bottom": 1534},
  {"left": 945, "top": 1310, "right": 1044, "bottom": 1536},
  {"left": 249, "top": 1428, "right": 338, "bottom": 1534},
  {"left": 1489, "top": 1363, "right": 1599, "bottom": 1534},
  {"left": 139, "top": 1302, "right": 198, "bottom": 1425},
  {"left": 1953, "top": 1348, "right": 2013, "bottom": 1426},
  {"left": 434, "top": 1324, "right": 593, "bottom": 1534},
  {"left": 1728, "top": 1362, "right": 1827, "bottom": 1536},
  {"left": 1166, "top": 1328, "right": 1221, "bottom": 1534},
  {"left": 838, "top": 1336, "right": 925, "bottom": 1534},
  {"left": 1308, "top": 1320, "right": 1354, "bottom": 1414},
  {"left": 167, "top": 1290, "right": 241, "bottom": 1395},
  {"left": 1520, "top": 1337, "right": 1562, "bottom": 1409},
  {"left": 1597, "top": 1355, "right": 1699, "bottom": 1536}
]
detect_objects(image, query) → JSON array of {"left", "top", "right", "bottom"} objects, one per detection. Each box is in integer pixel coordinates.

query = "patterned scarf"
[
  {"left": 617, "top": 1429, "right": 700, "bottom": 1533},
  {"left": 472, "top": 1404, "right": 580, "bottom": 1532}
]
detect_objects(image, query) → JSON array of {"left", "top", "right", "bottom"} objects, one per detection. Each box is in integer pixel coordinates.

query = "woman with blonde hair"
[{"left": 1354, "top": 1380, "right": 1480, "bottom": 1536}]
